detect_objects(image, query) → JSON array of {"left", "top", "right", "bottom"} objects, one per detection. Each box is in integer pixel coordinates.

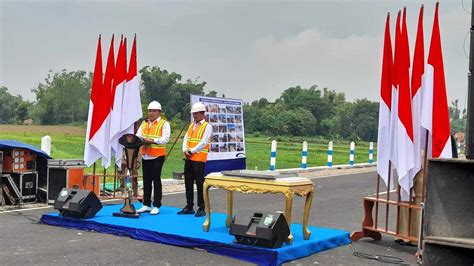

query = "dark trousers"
[
  {"left": 184, "top": 160, "right": 206, "bottom": 209},
  {"left": 142, "top": 156, "right": 165, "bottom": 207}
]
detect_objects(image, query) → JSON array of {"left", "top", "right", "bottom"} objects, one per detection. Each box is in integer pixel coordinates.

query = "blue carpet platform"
[{"left": 40, "top": 204, "right": 351, "bottom": 265}]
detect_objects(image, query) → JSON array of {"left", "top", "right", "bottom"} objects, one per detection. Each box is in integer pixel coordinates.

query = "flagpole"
[
  {"left": 92, "top": 162, "right": 97, "bottom": 196},
  {"left": 385, "top": 161, "right": 391, "bottom": 232},
  {"left": 375, "top": 173, "right": 380, "bottom": 229},
  {"left": 421, "top": 130, "right": 429, "bottom": 203},
  {"left": 120, "top": 36, "right": 127, "bottom": 168}
]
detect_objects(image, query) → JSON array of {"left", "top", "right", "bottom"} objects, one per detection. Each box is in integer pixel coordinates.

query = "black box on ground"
[{"left": 1, "top": 171, "right": 38, "bottom": 202}]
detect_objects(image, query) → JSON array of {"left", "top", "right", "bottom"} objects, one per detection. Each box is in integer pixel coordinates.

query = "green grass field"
[{"left": 0, "top": 125, "right": 377, "bottom": 179}]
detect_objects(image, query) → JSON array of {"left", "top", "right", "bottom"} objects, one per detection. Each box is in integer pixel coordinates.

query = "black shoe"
[
  {"left": 177, "top": 207, "right": 195, "bottom": 215},
  {"left": 195, "top": 208, "right": 206, "bottom": 217}
]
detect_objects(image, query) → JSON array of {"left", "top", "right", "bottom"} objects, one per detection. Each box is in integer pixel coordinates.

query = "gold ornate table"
[{"left": 202, "top": 172, "right": 314, "bottom": 244}]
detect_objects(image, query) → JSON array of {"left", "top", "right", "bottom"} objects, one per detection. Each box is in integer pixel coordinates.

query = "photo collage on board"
[{"left": 204, "top": 102, "right": 244, "bottom": 154}]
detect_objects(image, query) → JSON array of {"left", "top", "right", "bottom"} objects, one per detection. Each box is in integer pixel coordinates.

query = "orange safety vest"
[
  {"left": 185, "top": 121, "right": 210, "bottom": 162},
  {"left": 140, "top": 119, "right": 167, "bottom": 157}
]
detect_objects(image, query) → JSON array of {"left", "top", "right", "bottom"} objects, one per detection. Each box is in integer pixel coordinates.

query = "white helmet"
[
  {"left": 190, "top": 102, "right": 206, "bottom": 113},
  {"left": 147, "top": 101, "right": 162, "bottom": 110}
]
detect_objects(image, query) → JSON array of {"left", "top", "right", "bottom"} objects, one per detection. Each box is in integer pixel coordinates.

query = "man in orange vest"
[
  {"left": 136, "top": 101, "right": 170, "bottom": 215},
  {"left": 178, "top": 102, "right": 213, "bottom": 217}
]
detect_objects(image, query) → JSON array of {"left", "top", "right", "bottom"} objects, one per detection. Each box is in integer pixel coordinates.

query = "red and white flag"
[
  {"left": 376, "top": 13, "right": 393, "bottom": 187},
  {"left": 84, "top": 35, "right": 104, "bottom": 166},
  {"left": 96, "top": 35, "right": 116, "bottom": 168},
  {"left": 421, "top": 2, "right": 452, "bottom": 159},
  {"left": 109, "top": 36, "right": 128, "bottom": 167},
  {"left": 389, "top": 11, "right": 401, "bottom": 173},
  {"left": 396, "top": 8, "right": 416, "bottom": 200},
  {"left": 121, "top": 35, "right": 143, "bottom": 140},
  {"left": 407, "top": 5, "right": 426, "bottom": 190}
]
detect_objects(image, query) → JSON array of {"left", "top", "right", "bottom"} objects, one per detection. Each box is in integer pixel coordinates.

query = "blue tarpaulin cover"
[
  {"left": 41, "top": 204, "right": 351, "bottom": 265},
  {"left": 0, "top": 140, "right": 51, "bottom": 159}
]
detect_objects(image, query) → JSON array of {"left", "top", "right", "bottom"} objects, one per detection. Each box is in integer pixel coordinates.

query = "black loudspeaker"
[
  {"left": 423, "top": 159, "right": 474, "bottom": 265},
  {"left": 229, "top": 212, "right": 290, "bottom": 248},
  {"left": 54, "top": 188, "right": 102, "bottom": 219}
]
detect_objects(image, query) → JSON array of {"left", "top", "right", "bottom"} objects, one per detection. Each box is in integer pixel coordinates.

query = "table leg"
[
  {"left": 225, "top": 190, "right": 233, "bottom": 227},
  {"left": 284, "top": 192, "right": 294, "bottom": 244},
  {"left": 303, "top": 190, "right": 314, "bottom": 240},
  {"left": 203, "top": 182, "right": 211, "bottom": 232}
]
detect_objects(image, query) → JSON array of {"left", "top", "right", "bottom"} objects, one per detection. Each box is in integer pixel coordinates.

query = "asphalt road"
[{"left": 0, "top": 171, "right": 417, "bottom": 265}]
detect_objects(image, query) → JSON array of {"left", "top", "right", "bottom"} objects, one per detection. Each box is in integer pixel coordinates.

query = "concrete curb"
[
  {"left": 162, "top": 179, "right": 184, "bottom": 186},
  {"left": 275, "top": 162, "right": 377, "bottom": 175}
]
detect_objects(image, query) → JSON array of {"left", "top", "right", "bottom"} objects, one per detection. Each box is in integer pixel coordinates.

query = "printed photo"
[
  {"left": 227, "top": 124, "right": 236, "bottom": 133},
  {"left": 219, "top": 134, "right": 228, "bottom": 143},
  {"left": 208, "top": 104, "right": 219, "bottom": 113},
  {"left": 211, "top": 143, "right": 219, "bottom": 152},
  {"left": 235, "top": 115, "right": 242, "bottom": 123},
  {"left": 226, "top": 106, "right": 236, "bottom": 114},
  {"left": 219, "top": 106, "right": 227, "bottom": 113},
  {"left": 219, "top": 125, "right": 227, "bottom": 133},
  {"left": 236, "top": 143, "right": 245, "bottom": 151},
  {"left": 219, "top": 143, "right": 228, "bottom": 152},
  {"left": 212, "top": 134, "right": 219, "bottom": 143},
  {"left": 209, "top": 114, "right": 218, "bottom": 123},
  {"left": 235, "top": 125, "right": 243, "bottom": 133},
  {"left": 228, "top": 143, "right": 236, "bottom": 152},
  {"left": 227, "top": 134, "right": 237, "bottom": 142},
  {"left": 236, "top": 134, "right": 244, "bottom": 142},
  {"left": 218, "top": 114, "right": 226, "bottom": 123},
  {"left": 226, "top": 114, "right": 235, "bottom": 123}
]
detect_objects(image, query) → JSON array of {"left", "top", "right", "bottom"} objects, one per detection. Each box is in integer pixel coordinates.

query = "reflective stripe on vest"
[
  {"left": 141, "top": 119, "right": 167, "bottom": 157},
  {"left": 186, "top": 121, "right": 210, "bottom": 162}
]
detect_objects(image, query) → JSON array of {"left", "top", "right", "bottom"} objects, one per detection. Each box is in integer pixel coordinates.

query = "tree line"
[
  {"left": 244, "top": 86, "right": 379, "bottom": 141},
  {"left": 0, "top": 67, "right": 467, "bottom": 142}
]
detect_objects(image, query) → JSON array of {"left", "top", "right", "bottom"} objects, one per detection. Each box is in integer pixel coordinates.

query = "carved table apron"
[{"left": 202, "top": 173, "right": 314, "bottom": 244}]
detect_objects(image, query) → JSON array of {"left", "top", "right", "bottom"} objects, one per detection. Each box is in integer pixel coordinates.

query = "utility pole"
[{"left": 466, "top": 0, "right": 474, "bottom": 159}]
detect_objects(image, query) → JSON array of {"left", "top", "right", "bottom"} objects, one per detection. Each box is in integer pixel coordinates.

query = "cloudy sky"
[{"left": 0, "top": 0, "right": 471, "bottom": 107}]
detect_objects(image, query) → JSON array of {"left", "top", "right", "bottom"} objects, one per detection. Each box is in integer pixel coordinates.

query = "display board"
[{"left": 190, "top": 95, "right": 246, "bottom": 172}]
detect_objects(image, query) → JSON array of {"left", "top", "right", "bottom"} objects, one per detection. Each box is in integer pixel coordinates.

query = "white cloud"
[{"left": 251, "top": 28, "right": 382, "bottom": 101}]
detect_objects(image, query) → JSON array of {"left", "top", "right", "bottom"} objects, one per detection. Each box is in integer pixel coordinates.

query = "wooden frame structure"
[
  {"left": 351, "top": 159, "right": 428, "bottom": 244},
  {"left": 85, "top": 162, "right": 143, "bottom": 200}
]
